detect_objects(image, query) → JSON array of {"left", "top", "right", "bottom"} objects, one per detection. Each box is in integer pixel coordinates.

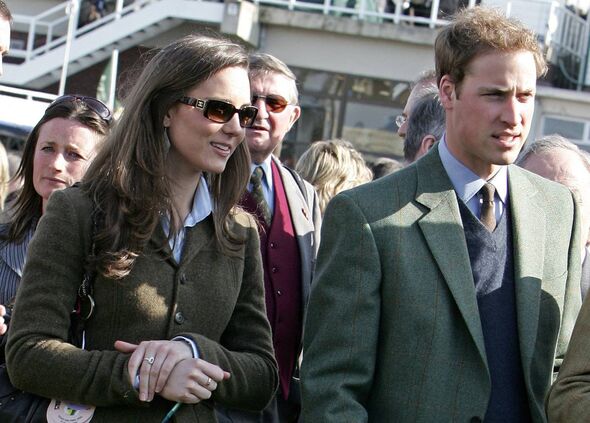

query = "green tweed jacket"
[
  {"left": 301, "top": 147, "right": 582, "bottom": 422},
  {"left": 6, "top": 186, "right": 278, "bottom": 422}
]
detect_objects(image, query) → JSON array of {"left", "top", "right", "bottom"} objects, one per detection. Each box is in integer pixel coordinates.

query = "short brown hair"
[
  {"left": 435, "top": 7, "right": 547, "bottom": 89},
  {"left": 249, "top": 52, "right": 299, "bottom": 104}
]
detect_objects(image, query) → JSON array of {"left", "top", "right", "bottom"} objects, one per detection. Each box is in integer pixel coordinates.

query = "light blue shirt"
[
  {"left": 438, "top": 137, "right": 508, "bottom": 222},
  {"left": 249, "top": 157, "right": 275, "bottom": 214},
  {"left": 161, "top": 175, "right": 212, "bottom": 263}
]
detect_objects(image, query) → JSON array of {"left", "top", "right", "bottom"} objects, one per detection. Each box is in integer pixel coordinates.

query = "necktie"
[
  {"left": 250, "top": 167, "right": 272, "bottom": 225},
  {"left": 479, "top": 182, "right": 496, "bottom": 232}
]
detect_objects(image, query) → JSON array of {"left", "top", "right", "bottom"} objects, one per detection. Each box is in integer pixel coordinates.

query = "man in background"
[
  {"left": 219, "top": 53, "right": 321, "bottom": 422},
  {"left": 519, "top": 134, "right": 590, "bottom": 299},
  {"left": 396, "top": 69, "right": 437, "bottom": 138},
  {"left": 403, "top": 88, "right": 445, "bottom": 163}
]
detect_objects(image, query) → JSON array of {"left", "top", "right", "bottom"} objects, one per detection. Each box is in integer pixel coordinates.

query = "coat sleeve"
[
  {"left": 180, "top": 213, "right": 278, "bottom": 411},
  {"left": 300, "top": 191, "right": 381, "bottom": 422},
  {"left": 546, "top": 192, "right": 588, "bottom": 422},
  {"left": 5, "top": 189, "right": 142, "bottom": 407}
]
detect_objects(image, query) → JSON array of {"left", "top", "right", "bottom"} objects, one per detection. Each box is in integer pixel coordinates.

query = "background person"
[
  {"left": 403, "top": 88, "right": 445, "bottom": 164},
  {"left": 6, "top": 34, "right": 277, "bottom": 422},
  {"left": 396, "top": 69, "right": 437, "bottom": 139},
  {"left": 221, "top": 52, "right": 321, "bottom": 423},
  {"left": 0, "top": 95, "right": 111, "bottom": 311},
  {"left": 295, "top": 139, "right": 372, "bottom": 214},
  {"left": 518, "top": 134, "right": 590, "bottom": 299},
  {"left": 370, "top": 157, "right": 403, "bottom": 179}
]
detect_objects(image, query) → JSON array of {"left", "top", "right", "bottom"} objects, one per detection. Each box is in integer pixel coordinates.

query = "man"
[
  {"left": 219, "top": 53, "right": 321, "bottom": 422},
  {"left": 396, "top": 69, "right": 437, "bottom": 138},
  {"left": 301, "top": 7, "right": 581, "bottom": 422},
  {"left": 0, "top": 1, "right": 10, "bottom": 77},
  {"left": 403, "top": 87, "right": 445, "bottom": 163},
  {"left": 518, "top": 135, "right": 590, "bottom": 299}
]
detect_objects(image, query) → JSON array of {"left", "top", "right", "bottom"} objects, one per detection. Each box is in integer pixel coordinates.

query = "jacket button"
[
  {"left": 277, "top": 290, "right": 282, "bottom": 296},
  {"left": 179, "top": 273, "right": 187, "bottom": 284},
  {"left": 470, "top": 417, "right": 482, "bottom": 423},
  {"left": 272, "top": 266, "right": 278, "bottom": 273},
  {"left": 174, "top": 312, "right": 185, "bottom": 324}
]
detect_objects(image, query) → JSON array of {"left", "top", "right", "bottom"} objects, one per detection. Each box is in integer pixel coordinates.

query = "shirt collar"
[
  {"left": 438, "top": 135, "right": 508, "bottom": 205},
  {"left": 162, "top": 175, "right": 212, "bottom": 235},
  {"left": 250, "top": 155, "right": 273, "bottom": 188}
]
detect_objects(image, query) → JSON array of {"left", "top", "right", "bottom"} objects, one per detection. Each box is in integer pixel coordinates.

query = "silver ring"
[
  {"left": 205, "top": 377, "right": 212, "bottom": 386},
  {"left": 144, "top": 356, "right": 155, "bottom": 365}
]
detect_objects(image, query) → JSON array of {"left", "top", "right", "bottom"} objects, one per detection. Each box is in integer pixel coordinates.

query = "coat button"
[
  {"left": 277, "top": 290, "right": 282, "bottom": 296},
  {"left": 174, "top": 312, "right": 185, "bottom": 324},
  {"left": 272, "top": 266, "right": 278, "bottom": 273},
  {"left": 179, "top": 273, "right": 187, "bottom": 284}
]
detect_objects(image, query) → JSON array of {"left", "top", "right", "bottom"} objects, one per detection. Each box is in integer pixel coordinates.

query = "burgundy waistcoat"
[{"left": 240, "top": 161, "right": 302, "bottom": 399}]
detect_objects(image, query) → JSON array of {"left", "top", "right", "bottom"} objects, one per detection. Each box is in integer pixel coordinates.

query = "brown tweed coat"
[{"left": 6, "top": 186, "right": 278, "bottom": 422}]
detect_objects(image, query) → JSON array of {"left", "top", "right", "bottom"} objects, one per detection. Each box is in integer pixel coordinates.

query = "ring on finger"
[
  {"left": 205, "top": 377, "right": 212, "bottom": 387},
  {"left": 144, "top": 356, "right": 155, "bottom": 365}
]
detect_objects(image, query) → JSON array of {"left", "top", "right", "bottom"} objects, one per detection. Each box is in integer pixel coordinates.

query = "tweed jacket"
[
  {"left": 6, "top": 187, "right": 278, "bottom": 423},
  {"left": 301, "top": 147, "right": 582, "bottom": 423},
  {"left": 271, "top": 155, "right": 321, "bottom": 313}
]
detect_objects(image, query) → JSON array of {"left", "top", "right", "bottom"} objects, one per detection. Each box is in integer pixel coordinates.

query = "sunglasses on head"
[
  {"left": 178, "top": 96, "right": 258, "bottom": 128},
  {"left": 47, "top": 95, "right": 113, "bottom": 123},
  {"left": 251, "top": 94, "right": 290, "bottom": 113}
]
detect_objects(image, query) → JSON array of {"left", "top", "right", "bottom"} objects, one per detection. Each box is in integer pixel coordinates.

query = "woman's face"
[
  {"left": 32, "top": 117, "right": 101, "bottom": 212},
  {"left": 164, "top": 66, "right": 251, "bottom": 179}
]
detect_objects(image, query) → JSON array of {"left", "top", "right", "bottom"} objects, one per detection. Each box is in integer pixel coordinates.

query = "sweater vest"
[
  {"left": 240, "top": 161, "right": 302, "bottom": 399},
  {"left": 458, "top": 200, "right": 531, "bottom": 423}
]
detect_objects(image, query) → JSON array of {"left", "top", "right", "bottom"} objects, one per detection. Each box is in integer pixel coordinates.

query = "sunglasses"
[
  {"left": 251, "top": 94, "right": 290, "bottom": 113},
  {"left": 178, "top": 96, "right": 258, "bottom": 128},
  {"left": 47, "top": 95, "right": 113, "bottom": 123}
]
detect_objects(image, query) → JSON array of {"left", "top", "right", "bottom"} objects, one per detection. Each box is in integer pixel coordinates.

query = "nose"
[
  {"left": 223, "top": 112, "right": 244, "bottom": 137},
  {"left": 50, "top": 153, "right": 67, "bottom": 172},
  {"left": 397, "top": 121, "right": 407, "bottom": 138},
  {"left": 252, "top": 97, "right": 268, "bottom": 119},
  {"left": 501, "top": 96, "right": 521, "bottom": 127}
]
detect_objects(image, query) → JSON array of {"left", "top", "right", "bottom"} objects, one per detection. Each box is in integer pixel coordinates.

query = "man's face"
[
  {"left": 440, "top": 50, "right": 537, "bottom": 180},
  {"left": 522, "top": 149, "right": 590, "bottom": 246},
  {"left": 0, "top": 18, "right": 10, "bottom": 77},
  {"left": 398, "top": 84, "right": 427, "bottom": 138},
  {"left": 246, "top": 72, "right": 301, "bottom": 164}
]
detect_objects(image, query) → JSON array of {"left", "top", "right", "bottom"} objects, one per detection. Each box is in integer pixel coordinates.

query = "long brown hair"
[
  {"left": 6, "top": 99, "right": 110, "bottom": 243},
  {"left": 82, "top": 34, "right": 252, "bottom": 279}
]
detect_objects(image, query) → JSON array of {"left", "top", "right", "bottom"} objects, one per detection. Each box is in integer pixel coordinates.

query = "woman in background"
[
  {"left": 6, "top": 34, "right": 277, "bottom": 422},
  {"left": 295, "top": 138, "right": 373, "bottom": 214},
  {"left": 0, "top": 95, "right": 111, "bottom": 307}
]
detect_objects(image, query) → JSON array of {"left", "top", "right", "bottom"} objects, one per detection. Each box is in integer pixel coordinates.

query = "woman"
[
  {"left": 6, "top": 34, "right": 277, "bottom": 422},
  {"left": 0, "top": 95, "right": 111, "bottom": 308},
  {"left": 295, "top": 139, "right": 373, "bottom": 214}
]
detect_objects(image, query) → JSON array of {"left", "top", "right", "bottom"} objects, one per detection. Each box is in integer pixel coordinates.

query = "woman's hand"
[
  {"left": 114, "top": 339, "right": 193, "bottom": 402},
  {"left": 159, "top": 358, "right": 230, "bottom": 403}
]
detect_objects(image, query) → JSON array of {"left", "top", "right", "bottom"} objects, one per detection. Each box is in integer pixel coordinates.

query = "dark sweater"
[{"left": 459, "top": 200, "right": 531, "bottom": 423}]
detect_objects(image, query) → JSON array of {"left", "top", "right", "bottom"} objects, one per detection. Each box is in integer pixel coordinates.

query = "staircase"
[{"left": 3, "top": 0, "right": 225, "bottom": 89}]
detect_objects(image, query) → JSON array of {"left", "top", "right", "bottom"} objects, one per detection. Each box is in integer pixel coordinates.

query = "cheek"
[{"left": 65, "top": 162, "right": 90, "bottom": 182}]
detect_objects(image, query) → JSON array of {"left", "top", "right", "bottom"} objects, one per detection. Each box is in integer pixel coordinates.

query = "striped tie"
[
  {"left": 479, "top": 183, "right": 496, "bottom": 232},
  {"left": 250, "top": 167, "right": 272, "bottom": 225}
]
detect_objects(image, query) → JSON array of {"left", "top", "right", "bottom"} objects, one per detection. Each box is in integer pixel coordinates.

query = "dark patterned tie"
[
  {"left": 250, "top": 167, "right": 272, "bottom": 225},
  {"left": 479, "top": 183, "right": 496, "bottom": 232}
]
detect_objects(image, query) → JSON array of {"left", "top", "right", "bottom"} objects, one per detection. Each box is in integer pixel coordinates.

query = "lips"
[
  {"left": 248, "top": 124, "right": 269, "bottom": 132},
  {"left": 44, "top": 177, "right": 67, "bottom": 185},
  {"left": 211, "top": 142, "right": 230, "bottom": 153}
]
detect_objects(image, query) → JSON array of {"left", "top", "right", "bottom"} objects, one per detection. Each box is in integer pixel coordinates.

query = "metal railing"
[{"left": 10, "top": 0, "right": 163, "bottom": 62}]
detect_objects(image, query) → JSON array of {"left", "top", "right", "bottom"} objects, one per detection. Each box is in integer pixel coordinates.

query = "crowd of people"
[{"left": 3, "top": 0, "right": 590, "bottom": 422}]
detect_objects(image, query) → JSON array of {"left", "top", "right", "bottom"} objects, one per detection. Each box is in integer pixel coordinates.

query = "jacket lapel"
[
  {"left": 415, "top": 148, "right": 487, "bottom": 364},
  {"left": 508, "top": 166, "right": 544, "bottom": 375}
]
